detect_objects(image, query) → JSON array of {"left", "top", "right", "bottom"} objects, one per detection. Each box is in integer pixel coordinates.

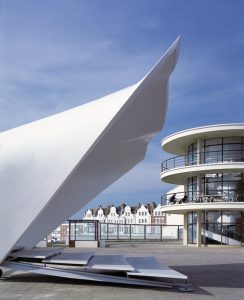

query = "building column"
[
  {"left": 197, "top": 138, "right": 202, "bottom": 164},
  {"left": 197, "top": 175, "right": 202, "bottom": 197},
  {"left": 183, "top": 213, "right": 188, "bottom": 246},
  {"left": 197, "top": 210, "right": 202, "bottom": 247},
  {"left": 197, "top": 138, "right": 203, "bottom": 201}
]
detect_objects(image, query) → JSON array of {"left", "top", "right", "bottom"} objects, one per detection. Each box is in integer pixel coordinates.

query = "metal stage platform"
[{"left": 0, "top": 248, "right": 193, "bottom": 292}]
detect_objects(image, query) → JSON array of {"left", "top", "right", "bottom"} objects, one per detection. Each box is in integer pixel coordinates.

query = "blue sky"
[{"left": 0, "top": 0, "right": 243, "bottom": 218}]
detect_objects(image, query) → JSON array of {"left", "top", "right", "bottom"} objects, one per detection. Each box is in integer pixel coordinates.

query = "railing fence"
[
  {"left": 68, "top": 220, "right": 183, "bottom": 242},
  {"left": 161, "top": 149, "right": 244, "bottom": 172}
]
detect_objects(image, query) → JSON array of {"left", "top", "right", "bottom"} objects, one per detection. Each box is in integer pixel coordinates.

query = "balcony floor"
[{"left": 161, "top": 202, "right": 244, "bottom": 214}]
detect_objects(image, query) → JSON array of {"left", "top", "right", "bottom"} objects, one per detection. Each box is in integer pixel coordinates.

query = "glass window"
[
  {"left": 187, "top": 176, "right": 198, "bottom": 201},
  {"left": 223, "top": 173, "right": 239, "bottom": 181},
  {"left": 187, "top": 142, "right": 197, "bottom": 166},
  {"left": 221, "top": 211, "right": 241, "bottom": 223},
  {"left": 188, "top": 212, "right": 197, "bottom": 223},
  {"left": 205, "top": 138, "right": 222, "bottom": 146},
  {"left": 205, "top": 145, "right": 222, "bottom": 152},
  {"left": 223, "top": 137, "right": 242, "bottom": 144},
  {"left": 187, "top": 224, "right": 197, "bottom": 244},
  {"left": 202, "top": 136, "right": 244, "bottom": 165},
  {"left": 201, "top": 172, "right": 244, "bottom": 202},
  {"left": 204, "top": 145, "right": 222, "bottom": 164},
  {"left": 202, "top": 210, "right": 243, "bottom": 245},
  {"left": 188, "top": 212, "right": 192, "bottom": 223},
  {"left": 223, "top": 144, "right": 242, "bottom": 151},
  {"left": 188, "top": 143, "right": 197, "bottom": 152},
  {"left": 205, "top": 211, "right": 221, "bottom": 223}
]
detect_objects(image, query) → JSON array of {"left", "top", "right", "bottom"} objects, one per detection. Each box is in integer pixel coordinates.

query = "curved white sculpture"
[{"left": 0, "top": 38, "right": 180, "bottom": 263}]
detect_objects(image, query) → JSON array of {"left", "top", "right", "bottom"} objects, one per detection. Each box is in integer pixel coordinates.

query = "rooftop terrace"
[{"left": 0, "top": 243, "right": 243, "bottom": 300}]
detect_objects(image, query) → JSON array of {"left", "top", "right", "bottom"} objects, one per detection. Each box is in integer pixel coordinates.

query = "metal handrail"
[
  {"left": 161, "top": 191, "right": 244, "bottom": 206},
  {"left": 161, "top": 150, "right": 244, "bottom": 172}
]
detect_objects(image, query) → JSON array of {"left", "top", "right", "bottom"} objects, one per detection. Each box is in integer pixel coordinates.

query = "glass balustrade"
[
  {"left": 161, "top": 150, "right": 244, "bottom": 172},
  {"left": 161, "top": 190, "right": 244, "bottom": 206}
]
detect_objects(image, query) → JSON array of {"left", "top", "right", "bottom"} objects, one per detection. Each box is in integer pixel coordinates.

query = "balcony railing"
[
  {"left": 161, "top": 191, "right": 244, "bottom": 206},
  {"left": 161, "top": 150, "right": 244, "bottom": 172}
]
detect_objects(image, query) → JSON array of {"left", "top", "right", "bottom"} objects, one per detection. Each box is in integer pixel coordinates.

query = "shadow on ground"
[{"left": 172, "top": 262, "right": 244, "bottom": 294}]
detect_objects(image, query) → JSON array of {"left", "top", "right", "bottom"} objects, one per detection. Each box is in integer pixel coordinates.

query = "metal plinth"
[
  {"left": 85, "top": 255, "right": 135, "bottom": 272},
  {"left": 1, "top": 249, "right": 193, "bottom": 292},
  {"left": 126, "top": 256, "right": 187, "bottom": 280},
  {"left": 9, "top": 248, "right": 63, "bottom": 259},
  {"left": 43, "top": 252, "right": 94, "bottom": 265}
]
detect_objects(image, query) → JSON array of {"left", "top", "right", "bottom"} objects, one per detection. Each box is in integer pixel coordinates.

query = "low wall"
[{"left": 75, "top": 241, "right": 98, "bottom": 248}]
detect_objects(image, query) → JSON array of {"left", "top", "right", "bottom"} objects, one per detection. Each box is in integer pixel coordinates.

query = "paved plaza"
[{"left": 0, "top": 243, "right": 243, "bottom": 300}]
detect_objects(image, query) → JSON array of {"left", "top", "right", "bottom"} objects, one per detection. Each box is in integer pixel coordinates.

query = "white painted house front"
[
  {"left": 83, "top": 209, "right": 95, "bottom": 221},
  {"left": 119, "top": 205, "right": 135, "bottom": 224},
  {"left": 95, "top": 207, "right": 106, "bottom": 223},
  {"left": 106, "top": 206, "right": 119, "bottom": 224},
  {"left": 134, "top": 205, "right": 151, "bottom": 225}
]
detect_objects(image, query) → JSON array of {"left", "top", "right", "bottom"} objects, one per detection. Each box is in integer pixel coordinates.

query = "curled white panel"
[{"left": 0, "top": 38, "right": 180, "bottom": 263}]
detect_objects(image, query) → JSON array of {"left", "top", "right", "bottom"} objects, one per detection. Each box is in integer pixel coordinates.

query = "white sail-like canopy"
[{"left": 0, "top": 38, "right": 180, "bottom": 263}]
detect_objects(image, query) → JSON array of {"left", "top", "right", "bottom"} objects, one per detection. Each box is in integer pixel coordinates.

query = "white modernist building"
[
  {"left": 0, "top": 38, "right": 180, "bottom": 263},
  {"left": 160, "top": 124, "right": 244, "bottom": 246}
]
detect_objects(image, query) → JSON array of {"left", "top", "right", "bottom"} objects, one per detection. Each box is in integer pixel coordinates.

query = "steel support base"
[{"left": 1, "top": 250, "right": 194, "bottom": 292}]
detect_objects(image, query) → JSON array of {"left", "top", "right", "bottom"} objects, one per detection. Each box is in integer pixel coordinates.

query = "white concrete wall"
[{"left": 75, "top": 241, "right": 98, "bottom": 248}]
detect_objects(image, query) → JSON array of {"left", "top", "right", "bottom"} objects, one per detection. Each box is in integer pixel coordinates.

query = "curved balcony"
[
  {"left": 161, "top": 150, "right": 244, "bottom": 172},
  {"left": 161, "top": 191, "right": 244, "bottom": 206}
]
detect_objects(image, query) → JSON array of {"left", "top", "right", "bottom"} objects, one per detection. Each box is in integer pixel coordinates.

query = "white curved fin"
[{"left": 0, "top": 38, "right": 180, "bottom": 263}]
